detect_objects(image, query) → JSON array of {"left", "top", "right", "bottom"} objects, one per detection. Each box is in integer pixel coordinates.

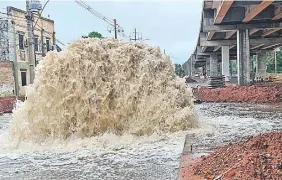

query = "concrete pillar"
[
  {"left": 237, "top": 29, "right": 250, "bottom": 85},
  {"left": 187, "top": 61, "right": 191, "bottom": 76},
  {"left": 191, "top": 54, "right": 195, "bottom": 77},
  {"left": 183, "top": 61, "right": 191, "bottom": 76},
  {"left": 221, "top": 46, "right": 230, "bottom": 81},
  {"left": 210, "top": 53, "right": 218, "bottom": 77},
  {"left": 206, "top": 58, "right": 210, "bottom": 77},
  {"left": 256, "top": 50, "right": 267, "bottom": 78},
  {"left": 218, "top": 61, "right": 222, "bottom": 75}
]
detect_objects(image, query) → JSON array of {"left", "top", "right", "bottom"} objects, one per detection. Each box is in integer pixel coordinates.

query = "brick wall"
[{"left": 0, "top": 61, "right": 14, "bottom": 97}]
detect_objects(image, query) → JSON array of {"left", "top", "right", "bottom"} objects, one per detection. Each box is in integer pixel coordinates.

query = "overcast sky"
[{"left": 0, "top": 0, "right": 202, "bottom": 64}]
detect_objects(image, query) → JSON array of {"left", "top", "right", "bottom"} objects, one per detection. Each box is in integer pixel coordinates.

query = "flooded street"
[
  {"left": 192, "top": 103, "right": 282, "bottom": 150},
  {"left": 0, "top": 103, "right": 282, "bottom": 180}
]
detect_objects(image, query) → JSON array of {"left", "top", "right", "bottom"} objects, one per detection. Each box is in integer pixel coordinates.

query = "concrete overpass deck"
[{"left": 184, "top": 0, "right": 282, "bottom": 85}]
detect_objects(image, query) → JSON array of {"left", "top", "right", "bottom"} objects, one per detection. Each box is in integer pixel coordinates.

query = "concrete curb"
[{"left": 177, "top": 134, "right": 212, "bottom": 180}]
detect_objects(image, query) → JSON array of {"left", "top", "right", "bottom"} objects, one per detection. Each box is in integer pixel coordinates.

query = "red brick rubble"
[
  {"left": 194, "top": 85, "right": 282, "bottom": 104},
  {"left": 0, "top": 96, "right": 25, "bottom": 114},
  {"left": 180, "top": 132, "right": 282, "bottom": 180}
]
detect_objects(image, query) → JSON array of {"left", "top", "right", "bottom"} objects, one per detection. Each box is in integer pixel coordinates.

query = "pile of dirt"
[
  {"left": 0, "top": 96, "right": 25, "bottom": 113},
  {"left": 181, "top": 132, "right": 282, "bottom": 179},
  {"left": 194, "top": 85, "right": 282, "bottom": 104}
]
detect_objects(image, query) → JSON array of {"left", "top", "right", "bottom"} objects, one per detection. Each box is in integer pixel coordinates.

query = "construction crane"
[{"left": 74, "top": 0, "right": 129, "bottom": 40}]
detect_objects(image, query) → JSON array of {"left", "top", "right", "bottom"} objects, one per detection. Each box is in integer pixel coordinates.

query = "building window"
[
  {"left": 21, "top": 70, "right": 27, "bottom": 86},
  {"left": 34, "top": 37, "right": 39, "bottom": 52},
  {"left": 46, "top": 39, "right": 50, "bottom": 52},
  {"left": 19, "top": 34, "right": 24, "bottom": 50}
]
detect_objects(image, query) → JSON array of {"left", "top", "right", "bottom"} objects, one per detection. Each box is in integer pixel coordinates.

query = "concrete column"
[
  {"left": 218, "top": 61, "right": 222, "bottom": 75},
  {"left": 221, "top": 46, "right": 230, "bottom": 81},
  {"left": 206, "top": 58, "right": 210, "bottom": 77},
  {"left": 186, "top": 61, "right": 191, "bottom": 76},
  {"left": 256, "top": 50, "right": 267, "bottom": 78},
  {"left": 190, "top": 54, "right": 195, "bottom": 77},
  {"left": 237, "top": 29, "right": 250, "bottom": 85},
  {"left": 210, "top": 53, "right": 218, "bottom": 77},
  {"left": 183, "top": 61, "right": 191, "bottom": 76}
]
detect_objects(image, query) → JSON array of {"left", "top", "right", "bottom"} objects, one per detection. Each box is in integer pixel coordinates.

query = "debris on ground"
[
  {"left": 194, "top": 85, "right": 282, "bottom": 104},
  {"left": 193, "top": 99, "right": 202, "bottom": 104},
  {"left": 181, "top": 132, "right": 282, "bottom": 179},
  {"left": 185, "top": 77, "right": 198, "bottom": 83}
]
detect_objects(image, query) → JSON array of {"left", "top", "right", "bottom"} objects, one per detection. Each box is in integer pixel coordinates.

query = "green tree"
[
  {"left": 254, "top": 49, "right": 282, "bottom": 73},
  {"left": 276, "top": 50, "right": 282, "bottom": 73},
  {"left": 266, "top": 49, "right": 282, "bottom": 73},
  {"left": 266, "top": 52, "right": 275, "bottom": 73},
  {"left": 82, "top": 31, "right": 103, "bottom": 39},
  {"left": 230, "top": 60, "right": 237, "bottom": 75}
]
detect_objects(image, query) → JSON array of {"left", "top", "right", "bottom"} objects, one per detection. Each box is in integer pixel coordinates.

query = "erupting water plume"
[{"left": 9, "top": 38, "right": 197, "bottom": 142}]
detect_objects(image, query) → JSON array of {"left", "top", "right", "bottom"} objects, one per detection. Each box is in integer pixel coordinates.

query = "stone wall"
[{"left": 0, "top": 61, "right": 14, "bottom": 97}]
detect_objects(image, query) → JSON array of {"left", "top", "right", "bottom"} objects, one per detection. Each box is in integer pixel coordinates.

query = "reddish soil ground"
[
  {"left": 179, "top": 132, "right": 282, "bottom": 180},
  {"left": 0, "top": 96, "right": 25, "bottom": 114},
  {"left": 194, "top": 85, "right": 282, "bottom": 104}
]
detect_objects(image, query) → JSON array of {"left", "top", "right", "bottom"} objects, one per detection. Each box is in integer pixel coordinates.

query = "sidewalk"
[{"left": 178, "top": 134, "right": 211, "bottom": 180}]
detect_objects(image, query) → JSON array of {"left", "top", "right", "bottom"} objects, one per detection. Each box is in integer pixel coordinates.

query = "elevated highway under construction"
[{"left": 184, "top": 0, "right": 282, "bottom": 86}]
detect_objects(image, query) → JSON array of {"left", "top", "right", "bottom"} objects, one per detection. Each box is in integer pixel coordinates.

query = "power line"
[
  {"left": 130, "top": 28, "right": 143, "bottom": 42},
  {"left": 75, "top": 0, "right": 114, "bottom": 25},
  {"left": 1, "top": 10, "right": 65, "bottom": 47},
  {"left": 1, "top": 21, "right": 65, "bottom": 47},
  {"left": 36, "top": 23, "right": 65, "bottom": 46},
  {"left": 33, "top": 0, "right": 50, "bottom": 28},
  {"left": 3, "top": 19, "right": 65, "bottom": 46},
  {"left": 75, "top": 0, "right": 130, "bottom": 40},
  {"left": 26, "top": 0, "right": 36, "bottom": 84}
]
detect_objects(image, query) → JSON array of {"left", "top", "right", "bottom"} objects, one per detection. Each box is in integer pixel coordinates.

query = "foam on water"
[
  {"left": 0, "top": 103, "right": 281, "bottom": 179},
  {"left": 8, "top": 38, "right": 197, "bottom": 143},
  {"left": 0, "top": 114, "right": 186, "bottom": 179}
]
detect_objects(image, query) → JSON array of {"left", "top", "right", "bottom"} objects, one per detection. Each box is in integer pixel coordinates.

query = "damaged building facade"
[{"left": 0, "top": 6, "right": 58, "bottom": 96}]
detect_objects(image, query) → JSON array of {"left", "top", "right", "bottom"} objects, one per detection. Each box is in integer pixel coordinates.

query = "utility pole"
[
  {"left": 113, "top": 19, "right": 117, "bottom": 39},
  {"left": 12, "top": 21, "right": 19, "bottom": 96},
  {"left": 52, "top": 31, "right": 56, "bottom": 51},
  {"left": 130, "top": 28, "right": 142, "bottom": 42},
  {"left": 134, "top": 28, "right": 137, "bottom": 41},
  {"left": 130, "top": 28, "right": 137, "bottom": 42},
  {"left": 26, "top": 0, "right": 36, "bottom": 84},
  {"left": 41, "top": 28, "right": 45, "bottom": 57},
  {"left": 107, "top": 19, "right": 121, "bottom": 39}
]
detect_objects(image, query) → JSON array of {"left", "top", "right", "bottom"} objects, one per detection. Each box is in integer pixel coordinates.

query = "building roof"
[{"left": 7, "top": 6, "right": 54, "bottom": 23}]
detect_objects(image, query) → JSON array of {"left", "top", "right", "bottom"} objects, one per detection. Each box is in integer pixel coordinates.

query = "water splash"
[{"left": 9, "top": 39, "right": 197, "bottom": 142}]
